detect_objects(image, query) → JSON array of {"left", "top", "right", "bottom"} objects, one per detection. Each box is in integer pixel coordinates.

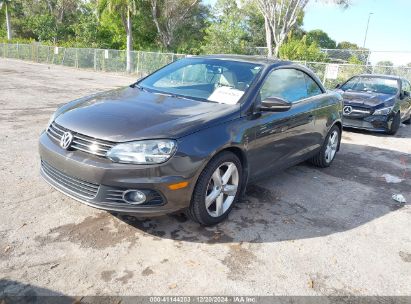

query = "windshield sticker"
[{"left": 207, "top": 87, "right": 244, "bottom": 104}]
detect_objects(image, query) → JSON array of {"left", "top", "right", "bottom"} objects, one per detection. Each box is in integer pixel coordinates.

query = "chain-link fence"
[
  {"left": 1, "top": 43, "right": 411, "bottom": 89},
  {"left": 0, "top": 43, "right": 186, "bottom": 78},
  {"left": 300, "top": 61, "right": 411, "bottom": 89}
]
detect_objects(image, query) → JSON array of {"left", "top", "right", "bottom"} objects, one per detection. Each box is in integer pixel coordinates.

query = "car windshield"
[
  {"left": 138, "top": 58, "right": 262, "bottom": 104},
  {"left": 340, "top": 76, "right": 399, "bottom": 95}
]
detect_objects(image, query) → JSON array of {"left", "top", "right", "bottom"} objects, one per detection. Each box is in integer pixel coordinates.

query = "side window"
[
  {"left": 259, "top": 68, "right": 308, "bottom": 103},
  {"left": 304, "top": 74, "right": 323, "bottom": 97},
  {"left": 402, "top": 80, "right": 411, "bottom": 93}
]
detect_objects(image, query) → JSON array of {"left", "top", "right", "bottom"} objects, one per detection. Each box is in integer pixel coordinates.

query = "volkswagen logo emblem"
[
  {"left": 343, "top": 106, "right": 352, "bottom": 115},
  {"left": 60, "top": 131, "right": 73, "bottom": 149}
]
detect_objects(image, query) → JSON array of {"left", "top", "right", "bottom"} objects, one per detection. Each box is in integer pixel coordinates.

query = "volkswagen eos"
[{"left": 39, "top": 55, "right": 343, "bottom": 225}]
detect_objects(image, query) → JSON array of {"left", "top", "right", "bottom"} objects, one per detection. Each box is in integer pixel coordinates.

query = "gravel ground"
[{"left": 1, "top": 59, "right": 410, "bottom": 297}]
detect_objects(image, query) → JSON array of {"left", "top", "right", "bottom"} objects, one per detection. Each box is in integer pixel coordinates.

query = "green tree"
[
  {"left": 347, "top": 55, "right": 362, "bottom": 64},
  {"left": 201, "top": 0, "right": 250, "bottom": 54},
  {"left": 150, "top": 0, "right": 206, "bottom": 51},
  {"left": 242, "top": 1, "right": 265, "bottom": 49},
  {"left": 306, "top": 29, "right": 336, "bottom": 49},
  {"left": 374, "top": 61, "right": 394, "bottom": 75},
  {"left": 0, "top": 0, "right": 12, "bottom": 39},
  {"left": 279, "top": 34, "right": 327, "bottom": 61},
  {"left": 376, "top": 60, "right": 394, "bottom": 66},
  {"left": 98, "top": 0, "right": 139, "bottom": 72},
  {"left": 171, "top": 3, "right": 209, "bottom": 53},
  {"left": 337, "top": 41, "right": 359, "bottom": 49},
  {"left": 256, "top": 0, "right": 309, "bottom": 57}
]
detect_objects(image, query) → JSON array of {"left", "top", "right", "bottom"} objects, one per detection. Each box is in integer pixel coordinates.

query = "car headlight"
[
  {"left": 46, "top": 112, "right": 56, "bottom": 129},
  {"left": 373, "top": 106, "right": 394, "bottom": 116},
  {"left": 107, "top": 139, "right": 177, "bottom": 164}
]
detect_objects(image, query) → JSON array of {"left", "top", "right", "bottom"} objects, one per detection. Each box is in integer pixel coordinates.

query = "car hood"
[
  {"left": 336, "top": 90, "right": 395, "bottom": 108},
  {"left": 54, "top": 87, "right": 240, "bottom": 142}
]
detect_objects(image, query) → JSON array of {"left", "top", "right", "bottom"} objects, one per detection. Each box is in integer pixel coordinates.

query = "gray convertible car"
[{"left": 39, "top": 55, "right": 343, "bottom": 225}]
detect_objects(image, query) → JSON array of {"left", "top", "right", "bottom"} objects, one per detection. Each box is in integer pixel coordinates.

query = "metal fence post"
[
  {"left": 75, "top": 48, "right": 79, "bottom": 68},
  {"left": 136, "top": 51, "right": 140, "bottom": 77},
  {"left": 94, "top": 49, "right": 97, "bottom": 71}
]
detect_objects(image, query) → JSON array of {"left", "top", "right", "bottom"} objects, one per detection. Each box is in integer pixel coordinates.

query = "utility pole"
[{"left": 363, "top": 13, "right": 373, "bottom": 48}]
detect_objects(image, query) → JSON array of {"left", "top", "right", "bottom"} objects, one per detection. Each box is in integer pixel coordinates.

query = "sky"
[
  {"left": 204, "top": 0, "right": 411, "bottom": 65},
  {"left": 303, "top": 0, "right": 410, "bottom": 65}
]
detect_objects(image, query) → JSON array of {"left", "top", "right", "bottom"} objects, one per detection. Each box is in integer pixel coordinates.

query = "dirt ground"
[{"left": 1, "top": 59, "right": 410, "bottom": 297}]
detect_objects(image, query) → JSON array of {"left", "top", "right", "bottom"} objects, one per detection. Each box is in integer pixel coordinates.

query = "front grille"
[
  {"left": 41, "top": 161, "right": 99, "bottom": 199},
  {"left": 344, "top": 106, "right": 372, "bottom": 118},
  {"left": 47, "top": 122, "right": 116, "bottom": 157}
]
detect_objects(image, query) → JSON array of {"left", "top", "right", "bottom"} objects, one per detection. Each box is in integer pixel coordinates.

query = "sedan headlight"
[
  {"left": 107, "top": 139, "right": 176, "bottom": 164},
  {"left": 46, "top": 112, "right": 56, "bottom": 129},
  {"left": 373, "top": 106, "right": 394, "bottom": 116}
]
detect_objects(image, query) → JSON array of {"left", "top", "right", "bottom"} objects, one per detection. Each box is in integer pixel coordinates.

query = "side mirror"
[
  {"left": 260, "top": 97, "right": 291, "bottom": 112},
  {"left": 335, "top": 83, "right": 341, "bottom": 89}
]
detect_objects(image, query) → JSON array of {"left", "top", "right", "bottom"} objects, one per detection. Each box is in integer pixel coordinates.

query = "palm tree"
[
  {"left": 98, "top": 0, "right": 138, "bottom": 73},
  {"left": 0, "top": 0, "right": 12, "bottom": 40}
]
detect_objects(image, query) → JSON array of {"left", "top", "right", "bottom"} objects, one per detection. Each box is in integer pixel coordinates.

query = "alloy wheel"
[
  {"left": 325, "top": 130, "right": 339, "bottom": 163},
  {"left": 205, "top": 162, "right": 239, "bottom": 217}
]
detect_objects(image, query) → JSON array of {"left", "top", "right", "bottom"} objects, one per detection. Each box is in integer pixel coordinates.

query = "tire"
[
  {"left": 387, "top": 112, "right": 401, "bottom": 135},
  {"left": 309, "top": 125, "right": 340, "bottom": 168},
  {"left": 187, "top": 151, "right": 242, "bottom": 226},
  {"left": 403, "top": 114, "right": 411, "bottom": 125}
]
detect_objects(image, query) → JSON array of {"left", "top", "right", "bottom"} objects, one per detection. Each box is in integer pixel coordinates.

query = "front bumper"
[
  {"left": 39, "top": 132, "right": 201, "bottom": 215},
  {"left": 342, "top": 114, "right": 393, "bottom": 132}
]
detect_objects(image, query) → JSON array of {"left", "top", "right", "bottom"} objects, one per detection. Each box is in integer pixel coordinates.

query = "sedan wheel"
[
  {"left": 387, "top": 112, "right": 401, "bottom": 135},
  {"left": 205, "top": 162, "right": 239, "bottom": 217}
]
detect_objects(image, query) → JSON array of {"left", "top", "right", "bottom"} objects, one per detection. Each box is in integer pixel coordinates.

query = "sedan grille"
[
  {"left": 47, "top": 122, "right": 116, "bottom": 157},
  {"left": 344, "top": 106, "right": 372, "bottom": 118},
  {"left": 41, "top": 160, "right": 99, "bottom": 199}
]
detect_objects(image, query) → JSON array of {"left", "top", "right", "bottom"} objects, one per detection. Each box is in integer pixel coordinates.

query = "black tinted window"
[
  {"left": 260, "top": 69, "right": 308, "bottom": 103},
  {"left": 304, "top": 74, "right": 323, "bottom": 97}
]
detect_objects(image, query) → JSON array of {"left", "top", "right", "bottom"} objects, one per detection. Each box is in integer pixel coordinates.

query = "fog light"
[{"left": 123, "top": 190, "right": 146, "bottom": 205}]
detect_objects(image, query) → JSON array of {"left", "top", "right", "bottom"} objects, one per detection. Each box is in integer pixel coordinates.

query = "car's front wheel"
[
  {"left": 187, "top": 151, "right": 242, "bottom": 226},
  {"left": 387, "top": 111, "right": 401, "bottom": 135},
  {"left": 310, "top": 125, "right": 340, "bottom": 168}
]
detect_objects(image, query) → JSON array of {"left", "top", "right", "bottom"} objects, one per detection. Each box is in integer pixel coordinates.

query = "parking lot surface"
[{"left": 1, "top": 59, "right": 410, "bottom": 297}]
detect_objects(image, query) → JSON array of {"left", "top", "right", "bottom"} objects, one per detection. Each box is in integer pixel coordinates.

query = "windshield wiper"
[
  {"left": 130, "top": 83, "right": 149, "bottom": 92},
  {"left": 131, "top": 85, "right": 210, "bottom": 103}
]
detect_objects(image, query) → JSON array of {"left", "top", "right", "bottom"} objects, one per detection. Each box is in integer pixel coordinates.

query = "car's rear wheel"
[
  {"left": 309, "top": 125, "right": 340, "bottom": 168},
  {"left": 387, "top": 111, "right": 401, "bottom": 135},
  {"left": 187, "top": 151, "right": 242, "bottom": 226}
]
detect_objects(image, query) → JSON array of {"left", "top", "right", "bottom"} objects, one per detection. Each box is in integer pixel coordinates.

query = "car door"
[
  {"left": 400, "top": 79, "right": 411, "bottom": 119},
  {"left": 247, "top": 68, "right": 321, "bottom": 178}
]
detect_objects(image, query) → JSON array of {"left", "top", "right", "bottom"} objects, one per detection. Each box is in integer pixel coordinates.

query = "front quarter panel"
[
  {"left": 320, "top": 91, "right": 343, "bottom": 134},
  {"left": 176, "top": 116, "right": 249, "bottom": 189}
]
